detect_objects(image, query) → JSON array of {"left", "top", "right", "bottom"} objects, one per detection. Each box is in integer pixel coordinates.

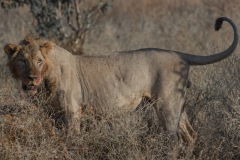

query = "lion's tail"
[{"left": 179, "top": 17, "right": 238, "bottom": 65}]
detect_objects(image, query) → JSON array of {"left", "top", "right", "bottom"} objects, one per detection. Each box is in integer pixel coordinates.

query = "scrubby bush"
[{"left": 1, "top": 0, "right": 111, "bottom": 54}]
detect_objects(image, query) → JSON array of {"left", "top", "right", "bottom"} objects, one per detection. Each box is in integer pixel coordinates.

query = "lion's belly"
[
  {"left": 110, "top": 94, "right": 143, "bottom": 112},
  {"left": 89, "top": 87, "right": 146, "bottom": 113}
]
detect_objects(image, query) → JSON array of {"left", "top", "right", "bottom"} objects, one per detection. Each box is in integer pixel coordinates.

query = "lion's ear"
[
  {"left": 4, "top": 44, "right": 19, "bottom": 59},
  {"left": 40, "top": 42, "right": 53, "bottom": 55}
]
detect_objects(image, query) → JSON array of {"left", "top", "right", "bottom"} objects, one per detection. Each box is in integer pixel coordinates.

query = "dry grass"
[
  {"left": 1, "top": 72, "right": 240, "bottom": 159},
  {"left": 186, "top": 53, "right": 240, "bottom": 159},
  {"left": 1, "top": 0, "right": 240, "bottom": 159}
]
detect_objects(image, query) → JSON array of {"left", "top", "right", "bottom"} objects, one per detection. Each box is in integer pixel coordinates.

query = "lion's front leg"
[
  {"left": 52, "top": 90, "right": 82, "bottom": 132},
  {"left": 65, "top": 95, "right": 83, "bottom": 132},
  {"left": 66, "top": 109, "right": 82, "bottom": 132}
]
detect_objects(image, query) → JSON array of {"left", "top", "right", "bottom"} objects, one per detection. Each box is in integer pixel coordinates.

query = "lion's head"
[{"left": 4, "top": 36, "right": 53, "bottom": 95}]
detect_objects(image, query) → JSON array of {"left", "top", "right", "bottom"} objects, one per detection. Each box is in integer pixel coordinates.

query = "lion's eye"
[{"left": 38, "top": 59, "right": 43, "bottom": 65}]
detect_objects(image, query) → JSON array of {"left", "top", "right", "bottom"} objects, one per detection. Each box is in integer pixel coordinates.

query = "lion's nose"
[{"left": 27, "top": 75, "right": 38, "bottom": 81}]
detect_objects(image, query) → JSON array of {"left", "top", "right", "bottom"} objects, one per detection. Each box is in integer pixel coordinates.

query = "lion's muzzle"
[
  {"left": 27, "top": 74, "right": 42, "bottom": 85},
  {"left": 22, "top": 74, "right": 43, "bottom": 95},
  {"left": 27, "top": 75, "right": 38, "bottom": 81}
]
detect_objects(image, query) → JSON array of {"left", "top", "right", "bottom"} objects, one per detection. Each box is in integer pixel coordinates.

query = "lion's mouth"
[
  {"left": 21, "top": 74, "right": 43, "bottom": 95},
  {"left": 22, "top": 83, "right": 38, "bottom": 96}
]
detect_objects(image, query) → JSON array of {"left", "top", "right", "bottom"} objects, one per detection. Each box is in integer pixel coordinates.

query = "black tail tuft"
[{"left": 215, "top": 17, "right": 224, "bottom": 31}]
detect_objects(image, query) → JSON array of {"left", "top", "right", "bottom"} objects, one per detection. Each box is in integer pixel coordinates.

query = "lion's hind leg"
[
  {"left": 152, "top": 72, "right": 189, "bottom": 158},
  {"left": 178, "top": 110, "right": 197, "bottom": 156}
]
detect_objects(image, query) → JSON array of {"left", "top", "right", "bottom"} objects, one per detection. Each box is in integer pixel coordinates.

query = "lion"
[{"left": 3, "top": 17, "right": 238, "bottom": 148}]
